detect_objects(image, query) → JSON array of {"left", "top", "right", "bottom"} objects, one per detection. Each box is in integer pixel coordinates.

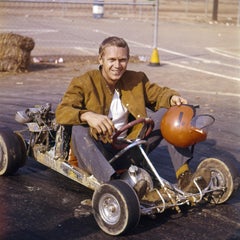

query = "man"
[{"left": 56, "top": 36, "right": 209, "bottom": 193}]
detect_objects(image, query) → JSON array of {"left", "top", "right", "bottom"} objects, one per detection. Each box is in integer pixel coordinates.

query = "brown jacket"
[{"left": 55, "top": 69, "right": 179, "bottom": 138}]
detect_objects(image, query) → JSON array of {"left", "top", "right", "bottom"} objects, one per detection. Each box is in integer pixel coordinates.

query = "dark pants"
[{"left": 71, "top": 108, "right": 193, "bottom": 183}]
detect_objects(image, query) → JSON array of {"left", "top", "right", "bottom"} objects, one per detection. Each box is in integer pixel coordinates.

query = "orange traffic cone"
[{"left": 149, "top": 48, "right": 160, "bottom": 66}]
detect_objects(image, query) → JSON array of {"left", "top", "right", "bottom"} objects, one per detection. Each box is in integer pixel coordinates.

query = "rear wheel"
[
  {"left": 15, "top": 132, "right": 27, "bottom": 168},
  {"left": 197, "top": 157, "right": 239, "bottom": 204},
  {"left": 0, "top": 127, "right": 25, "bottom": 175},
  {"left": 92, "top": 180, "right": 140, "bottom": 236}
]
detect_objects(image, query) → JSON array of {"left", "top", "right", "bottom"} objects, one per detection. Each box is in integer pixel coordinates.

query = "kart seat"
[
  {"left": 55, "top": 124, "right": 79, "bottom": 166},
  {"left": 54, "top": 125, "right": 71, "bottom": 158}
]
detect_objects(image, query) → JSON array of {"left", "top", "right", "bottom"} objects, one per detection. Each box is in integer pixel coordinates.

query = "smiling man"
[{"left": 55, "top": 36, "right": 209, "bottom": 193}]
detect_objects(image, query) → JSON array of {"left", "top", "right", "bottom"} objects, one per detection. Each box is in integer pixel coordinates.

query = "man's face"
[{"left": 99, "top": 46, "right": 129, "bottom": 86}]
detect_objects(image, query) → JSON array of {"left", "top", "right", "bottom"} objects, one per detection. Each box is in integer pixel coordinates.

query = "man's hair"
[{"left": 98, "top": 36, "right": 130, "bottom": 58}]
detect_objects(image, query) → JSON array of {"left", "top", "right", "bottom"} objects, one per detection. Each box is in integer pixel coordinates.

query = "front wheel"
[
  {"left": 0, "top": 127, "right": 25, "bottom": 175},
  {"left": 92, "top": 180, "right": 140, "bottom": 236},
  {"left": 197, "top": 157, "right": 239, "bottom": 204}
]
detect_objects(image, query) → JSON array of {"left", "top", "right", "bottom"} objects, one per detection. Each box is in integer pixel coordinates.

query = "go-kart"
[{"left": 0, "top": 103, "right": 239, "bottom": 236}]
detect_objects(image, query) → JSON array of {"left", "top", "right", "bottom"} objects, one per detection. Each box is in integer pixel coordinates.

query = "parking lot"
[{"left": 0, "top": 2, "right": 240, "bottom": 239}]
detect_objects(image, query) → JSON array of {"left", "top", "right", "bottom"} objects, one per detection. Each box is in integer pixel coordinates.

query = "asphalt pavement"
[{"left": 0, "top": 3, "right": 240, "bottom": 240}]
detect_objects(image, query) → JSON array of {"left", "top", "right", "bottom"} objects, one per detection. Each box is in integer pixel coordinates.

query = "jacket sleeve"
[{"left": 55, "top": 76, "right": 88, "bottom": 125}]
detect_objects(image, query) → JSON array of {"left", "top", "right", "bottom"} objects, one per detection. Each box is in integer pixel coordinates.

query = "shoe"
[
  {"left": 133, "top": 179, "right": 148, "bottom": 199},
  {"left": 178, "top": 168, "right": 211, "bottom": 193}
]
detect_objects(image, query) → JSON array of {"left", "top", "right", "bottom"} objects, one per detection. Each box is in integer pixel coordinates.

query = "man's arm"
[{"left": 80, "top": 111, "right": 115, "bottom": 136}]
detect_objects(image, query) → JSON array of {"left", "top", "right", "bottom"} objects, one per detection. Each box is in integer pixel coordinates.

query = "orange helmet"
[{"left": 160, "top": 105, "right": 215, "bottom": 148}]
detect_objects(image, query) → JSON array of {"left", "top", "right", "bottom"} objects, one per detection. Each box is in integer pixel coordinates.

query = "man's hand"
[
  {"left": 80, "top": 111, "right": 115, "bottom": 136},
  {"left": 170, "top": 95, "right": 188, "bottom": 106}
]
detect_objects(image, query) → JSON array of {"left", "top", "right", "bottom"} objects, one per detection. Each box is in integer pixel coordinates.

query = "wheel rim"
[
  {"left": 210, "top": 167, "right": 231, "bottom": 202},
  {"left": 98, "top": 193, "right": 121, "bottom": 225},
  {"left": 211, "top": 169, "right": 226, "bottom": 189}
]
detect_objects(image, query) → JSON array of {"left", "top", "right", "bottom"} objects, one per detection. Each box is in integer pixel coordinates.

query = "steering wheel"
[{"left": 112, "top": 118, "right": 154, "bottom": 150}]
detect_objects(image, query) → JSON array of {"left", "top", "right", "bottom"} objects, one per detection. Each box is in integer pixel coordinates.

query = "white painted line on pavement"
[
  {"left": 158, "top": 47, "right": 240, "bottom": 69},
  {"left": 95, "top": 29, "right": 240, "bottom": 82},
  {"left": 122, "top": 36, "right": 240, "bottom": 70},
  {"left": 207, "top": 47, "right": 240, "bottom": 60},
  {"left": 128, "top": 40, "right": 240, "bottom": 71},
  {"left": 163, "top": 61, "right": 240, "bottom": 82}
]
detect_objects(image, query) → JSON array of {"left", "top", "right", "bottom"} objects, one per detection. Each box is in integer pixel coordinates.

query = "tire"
[
  {"left": 15, "top": 132, "right": 27, "bottom": 167},
  {"left": 197, "top": 157, "right": 239, "bottom": 204},
  {"left": 0, "top": 127, "right": 24, "bottom": 175},
  {"left": 92, "top": 180, "right": 141, "bottom": 236}
]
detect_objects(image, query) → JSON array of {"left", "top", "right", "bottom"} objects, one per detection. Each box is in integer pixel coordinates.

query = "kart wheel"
[
  {"left": 14, "top": 132, "right": 27, "bottom": 167},
  {"left": 197, "top": 157, "right": 239, "bottom": 204},
  {"left": 0, "top": 127, "right": 24, "bottom": 175},
  {"left": 92, "top": 180, "right": 140, "bottom": 236}
]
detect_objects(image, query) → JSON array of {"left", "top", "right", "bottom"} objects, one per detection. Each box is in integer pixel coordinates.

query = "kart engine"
[
  {"left": 15, "top": 103, "right": 55, "bottom": 129},
  {"left": 15, "top": 103, "right": 57, "bottom": 150},
  {"left": 120, "top": 165, "right": 153, "bottom": 190}
]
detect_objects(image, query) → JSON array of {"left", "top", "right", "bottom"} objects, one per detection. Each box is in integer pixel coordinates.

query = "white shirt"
[{"left": 108, "top": 89, "right": 129, "bottom": 137}]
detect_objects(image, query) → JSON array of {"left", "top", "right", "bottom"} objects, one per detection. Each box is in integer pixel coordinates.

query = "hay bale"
[{"left": 0, "top": 33, "right": 35, "bottom": 72}]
